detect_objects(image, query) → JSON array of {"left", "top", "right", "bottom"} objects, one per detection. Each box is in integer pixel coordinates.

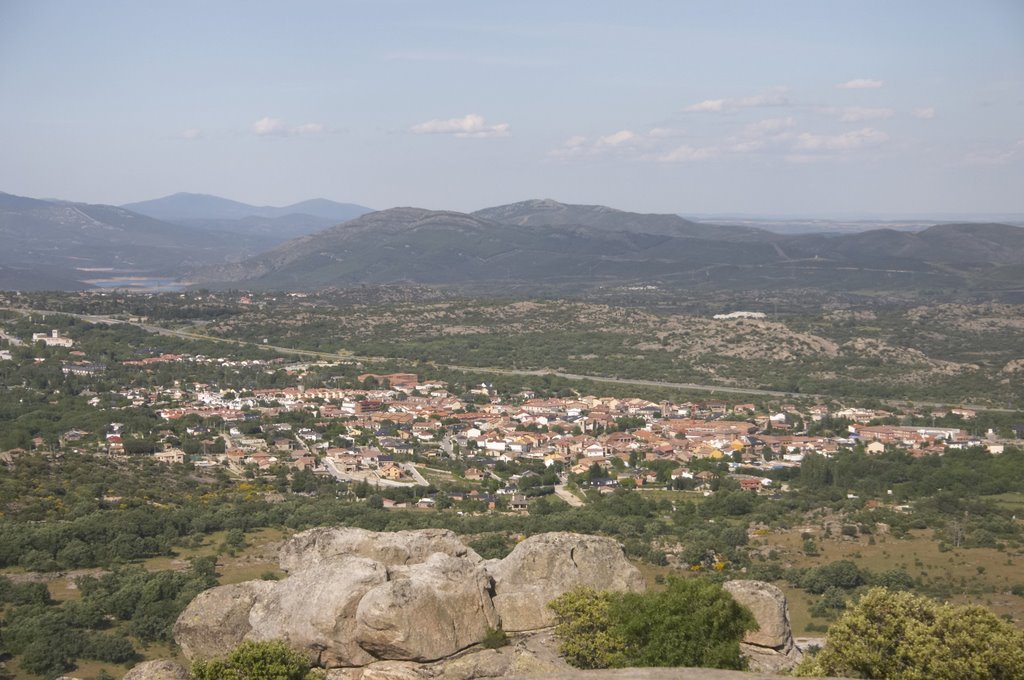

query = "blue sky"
[{"left": 1, "top": 0, "right": 1022, "bottom": 216}]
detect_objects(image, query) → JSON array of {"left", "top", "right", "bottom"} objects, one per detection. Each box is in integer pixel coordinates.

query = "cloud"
[
  {"left": 598, "top": 130, "right": 636, "bottom": 147},
  {"left": 291, "top": 122, "right": 324, "bottom": 135},
  {"left": 912, "top": 107, "right": 936, "bottom": 119},
  {"left": 685, "top": 98, "right": 727, "bottom": 113},
  {"left": 646, "top": 127, "right": 686, "bottom": 138},
  {"left": 252, "top": 117, "right": 287, "bottom": 136},
  {"left": 410, "top": 113, "right": 510, "bottom": 138},
  {"left": 549, "top": 130, "right": 640, "bottom": 159},
  {"left": 784, "top": 154, "right": 830, "bottom": 164},
  {"left": 656, "top": 144, "right": 718, "bottom": 162},
  {"left": 683, "top": 89, "right": 789, "bottom": 113},
  {"left": 837, "top": 107, "right": 895, "bottom": 122},
  {"left": 795, "top": 127, "right": 889, "bottom": 151},
  {"left": 836, "top": 78, "right": 884, "bottom": 89},
  {"left": 743, "top": 117, "right": 795, "bottom": 135},
  {"left": 251, "top": 117, "right": 327, "bottom": 136},
  {"left": 550, "top": 128, "right": 715, "bottom": 162},
  {"left": 180, "top": 128, "right": 203, "bottom": 140},
  {"left": 964, "top": 139, "right": 1024, "bottom": 165},
  {"left": 725, "top": 118, "right": 795, "bottom": 154}
]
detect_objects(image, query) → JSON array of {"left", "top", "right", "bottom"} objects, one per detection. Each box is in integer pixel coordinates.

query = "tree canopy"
[{"left": 796, "top": 587, "right": 1024, "bottom": 680}]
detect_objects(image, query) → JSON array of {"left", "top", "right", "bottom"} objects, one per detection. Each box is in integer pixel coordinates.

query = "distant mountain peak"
[{"left": 122, "top": 193, "right": 373, "bottom": 223}]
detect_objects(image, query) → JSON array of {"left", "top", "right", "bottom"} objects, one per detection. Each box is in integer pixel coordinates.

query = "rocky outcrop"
[
  {"left": 278, "top": 527, "right": 478, "bottom": 573},
  {"left": 173, "top": 528, "right": 800, "bottom": 679},
  {"left": 509, "top": 671, "right": 828, "bottom": 680},
  {"left": 173, "top": 580, "right": 276, "bottom": 660},
  {"left": 354, "top": 553, "right": 500, "bottom": 661},
  {"left": 722, "top": 580, "right": 802, "bottom": 673},
  {"left": 121, "top": 660, "right": 190, "bottom": 680},
  {"left": 175, "top": 529, "right": 644, "bottom": 668},
  {"left": 325, "top": 629, "right": 572, "bottom": 679},
  {"left": 488, "top": 533, "right": 645, "bottom": 632},
  {"left": 248, "top": 557, "right": 389, "bottom": 667}
]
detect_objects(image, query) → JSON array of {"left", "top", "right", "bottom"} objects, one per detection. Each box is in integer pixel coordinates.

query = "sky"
[{"left": 1, "top": 0, "right": 1023, "bottom": 217}]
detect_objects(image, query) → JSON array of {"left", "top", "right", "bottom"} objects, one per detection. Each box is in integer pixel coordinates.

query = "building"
[{"left": 32, "top": 329, "right": 73, "bottom": 347}]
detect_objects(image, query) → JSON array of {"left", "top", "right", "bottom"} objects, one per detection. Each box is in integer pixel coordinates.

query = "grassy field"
[{"left": 755, "top": 525, "right": 1024, "bottom": 634}]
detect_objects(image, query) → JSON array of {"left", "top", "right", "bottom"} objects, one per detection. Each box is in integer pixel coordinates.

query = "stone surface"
[
  {"left": 354, "top": 553, "right": 500, "bottom": 661},
  {"left": 326, "top": 661, "right": 425, "bottom": 680},
  {"left": 487, "top": 533, "right": 645, "bottom": 632},
  {"left": 722, "top": 580, "right": 791, "bottom": 649},
  {"left": 248, "top": 557, "right": 389, "bottom": 667},
  {"left": 326, "top": 629, "right": 572, "bottom": 679},
  {"left": 722, "top": 580, "right": 802, "bottom": 673},
  {"left": 122, "top": 660, "right": 190, "bottom": 680},
  {"left": 280, "top": 527, "right": 478, "bottom": 573},
  {"left": 510, "top": 670, "right": 835, "bottom": 679},
  {"left": 172, "top": 580, "right": 276, "bottom": 660}
]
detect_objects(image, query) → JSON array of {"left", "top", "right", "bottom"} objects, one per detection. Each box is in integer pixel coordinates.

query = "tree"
[
  {"left": 796, "top": 588, "right": 1024, "bottom": 679},
  {"left": 192, "top": 640, "right": 315, "bottom": 680}
]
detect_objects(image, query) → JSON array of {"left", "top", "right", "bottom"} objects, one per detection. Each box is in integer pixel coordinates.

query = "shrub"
[
  {"left": 468, "top": 534, "right": 514, "bottom": 560},
  {"left": 481, "top": 626, "right": 509, "bottom": 649},
  {"left": 191, "top": 640, "right": 316, "bottom": 680},
  {"left": 612, "top": 577, "right": 756, "bottom": 669},
  {"left": 795, "top": 587, "right": 1024, "bottom": 679},
  {"left": 548, "top": 587, "right": 626, "bottom": 669},
  {"left": 548, "top": 577, "right": 756, "bottom": 671}
]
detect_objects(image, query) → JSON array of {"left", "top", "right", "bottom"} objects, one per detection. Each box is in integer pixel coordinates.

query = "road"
[
  {"left": 554, "top": 484, "right": 585, "bottom": 507},
  {"left": 1, "top": 305, "right": 1017, "bottom": 413}
]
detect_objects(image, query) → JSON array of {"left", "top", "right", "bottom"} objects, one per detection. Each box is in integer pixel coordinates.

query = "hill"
[
  {"left": 190, "top": 206, "right": 780, "bottom": 289},
  {"left": 0, "top": 192, "right": 250, "bottom": 289},
  {"left": 474, "top": 199, "right": 772, "bottom": 241},
  {"left": 192, "top": 203, "right": 1024, "bottom": 294}
]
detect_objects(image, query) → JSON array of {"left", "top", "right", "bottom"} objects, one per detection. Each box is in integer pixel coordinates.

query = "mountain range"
[
  {"left": 0, "top": 191, "right": 371, "bottom": 290},
  {"left": 192, "top": 200, "right": 1024, "bottom": 294},
  {"left": 2, "top": 190, "right": 1022, "bottom": 294},
  {"left": 121, "top": 192, "right": 372, "bottom": 223},
  {"left": 122, "top": 193, "right": 374, "bottom": 246}
]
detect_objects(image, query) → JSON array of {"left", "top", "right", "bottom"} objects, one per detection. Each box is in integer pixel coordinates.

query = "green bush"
[
  {"left": 468, "top": 534, "right": 514, "bottom": 560},
  {"left": 192, "top": 640, "right": 316, "bottom": 680},
  {"left": 548, "top": 587, "right": 626, "bottom": 668},
  {"left": 548, "top": 577, "right": 756, "bottom": 670},
  {"left": 796, "top": 587, "right": 1024, "bottom": 679},
  {"left": 481, "top": 626, "right": 509, "bottom": 649}
]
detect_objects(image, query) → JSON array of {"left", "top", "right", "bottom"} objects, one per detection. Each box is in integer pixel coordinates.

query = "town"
[{"left": 4, "top": 322, "right": 1012, "bottom": 513}]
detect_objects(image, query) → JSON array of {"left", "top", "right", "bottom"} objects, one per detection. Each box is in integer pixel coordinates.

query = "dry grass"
[{"left": 754, "top": 525, "right": 1024, "bottom": 634}]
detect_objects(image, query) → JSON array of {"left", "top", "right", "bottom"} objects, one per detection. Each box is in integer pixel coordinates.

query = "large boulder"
[
  {"left": 279, "top": 527, "right": 478, "bottom": 573},
  {"left": 355, "top": 553, "right": 500, "bottom": 661},
  {"left": 172, "top": 580, "right": 276, "bottom": 660},
  {"left": 122, "top": 660, "right": 190, "bottom": 680},
  {"left": 487, "top": 533, "right": 645, "bottom": 632},
  {"left": 722, "top": 580, "right": 791, "bottom": 649},
  {"left": 248, "top": 557, "right": 389, "bottom": 667},
  {"left": 722, "top": 580, "right": 802, "bottom": 673}
]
